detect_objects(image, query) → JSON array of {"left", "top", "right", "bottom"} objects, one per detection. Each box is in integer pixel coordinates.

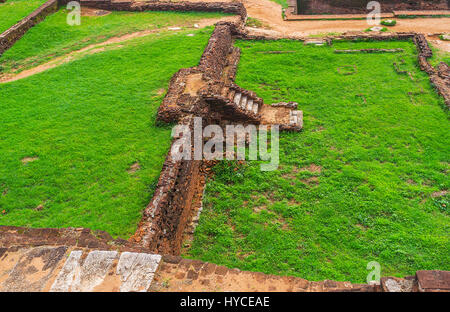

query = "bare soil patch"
[
  {"left": 431, "top": 190, "right": 448, "bottom": 197},
  {"left": 127, "top": 162, "right": 141, "bottom": 174},
  {"left": 81, "top": 7, "right": 111, "bottom": 17},
  {"left": 300, "top": 164, "right": 322, "bottom": 173},
  {"left": 242, "top": 0, "right": 450, "bottom": 52},
  {"left": 21, "top": 157, "right": 39, "bottom": 164},
  {"left": 0, "top": 16, "right": 236, "bottom": 84}
]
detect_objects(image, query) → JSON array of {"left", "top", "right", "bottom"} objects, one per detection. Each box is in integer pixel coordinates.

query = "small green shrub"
[
  {"left": 381, "top": 20, "right": 397, "bottom": 27},
  {"left": 246, "top": 17, "right": 264, "bottom": 28},
  {"left": 212, "top": 160, "right": 247, "bottom": 184},
  {"left": 365, "top": 27, "right": 388, "bottom": 32}
]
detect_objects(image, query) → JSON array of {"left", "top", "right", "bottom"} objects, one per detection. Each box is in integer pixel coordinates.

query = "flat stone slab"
[
  {"left": 380, "top": 276, "right": 415, "bottom": 292},
  {"left": 1, "top": 246, "right": 448, "bottom": 292},
  {"left": 286, "top": 13, "right": 394, "bottom": 20},
  {"left": 116, "top": 252, "right": 161, "bottom": 292},
  {"left": 304, "top": 38, "right": 326, "bottom": 45},
  {"left": 51, "top": 250, "right": 118, "bottom": 292},
  {"left": 416, "top": 270, "right": 450, "bottom": 292},
  {"left": 393, "top": 10, "right": 450, "bottom": 16},
  {"left": 0, "top": 246, "right": 67, "bottom": 292},
  {"left": 0, "top": 247, "right": 161, "bottom": 292}
]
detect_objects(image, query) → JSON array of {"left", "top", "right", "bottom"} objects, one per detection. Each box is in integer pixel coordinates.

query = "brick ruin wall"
[
  {"left": 297, "top": 0, "right": 449, "bottom": 14},
  {"left": 131, "top": 140, "right": 204, "bottom": 255},
  {"left": 135, "top": 23, "right": 255, "bottom": 257},
  {"left": 2, "top": 229, "right": 449, "bottom": 292},
  {"left": 0, "top": 0, "right": 246, "bottom": 57},
  {"left": 234, "top": 28, "right": 450, "bottom": 108},
  {"left": 0, "top": 0, "right": 244, "bottom": 257},
  {"left": 137, "top": 25, "right": 450, "bottom": 257},
  {"left": 0, "top": 0, "right": 449, "bottom": 291},
  {"left": 133, "top": 22, "right": 239, "bottom": 255},
  {"left": 0, "top": 0, "right": 58, "bottom": 57},
  {"left": 157, "top": 22, "right": 236, "bottom": 124},
  {"left": 59, "top": 0, "right": 247, "bottom": 22}
]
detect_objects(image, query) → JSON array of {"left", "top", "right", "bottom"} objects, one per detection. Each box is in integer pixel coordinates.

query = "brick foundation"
[
  {"left": 0, "top": 0, "right": 58, "bottom": 57},
  {"left": 295, "top": 0, "right": 449, "bottom": 15},
  {"left": 58, "top": 0, "right": 247, "bottom": 23},
  {"left": 0, "top": 0, "right": 449, "bottom": 292},
  {"left": 0, "top": 225, "right": 146, "bottom": 252},
  {"left": 130, "top": 127, "right": 205, "bottom": 255}
]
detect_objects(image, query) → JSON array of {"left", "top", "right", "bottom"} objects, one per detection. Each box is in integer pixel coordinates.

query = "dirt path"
[
  {"left": 1, "top": 2, "right": 448, "bottom": 84},
  {"left": 0, "top": 16, "right": 238, "bottom": 84},
  {"left": 241, "top": 0, "right": 450, "bottom": 50}
]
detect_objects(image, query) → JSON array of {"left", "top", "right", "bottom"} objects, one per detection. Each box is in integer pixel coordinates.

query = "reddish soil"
[
  {"left": 0, "top": 16, "right": 239, "bottom": 84},
  {"left": 241, "top": 0, "right": 450, "bottom": 51}
]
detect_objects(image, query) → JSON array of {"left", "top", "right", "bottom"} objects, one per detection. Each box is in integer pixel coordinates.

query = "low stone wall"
[
  {"left": 411, "top": 34, "right": 450, "bottom": 108},
  {"left": 0, "top": 0, "right": 58, "bottom": 57},
  {"left": 138, "top": 27, "right": 449, "bottom": 260},
  {"left": 198, "top": 22, "right": 234, "bottom": 80},
  {"left": 1, "top": 244, "right": 448, "bottom": 292},
  {"left": 152, "top": 255, "right": 380, "bottom": 292},
  {"left": 1, "top": 3, "right": 449, "bottom": 292},
  {"left": 297, "top": 0, "right": 449, "bottom": 14},
  {"left": 157, "top": 22, "right": 236, "bottom": 123},
  {"left": 130, "top": 118, "right": 205, "bottom": 255},
  {"left": 0, "top": 0, "right": 246, "bottom": 60},
  {"left": 430, "top": 65, "right": 450, "bottom": 108},
  {"left": 139, "top": 23, "right": 248, "bottom": 254},
  {"left": 0, "top": 225, "right": 146, "bottom": 252},
  {"left": 61, "top": 0, "right": 247, "bottom": 23}
]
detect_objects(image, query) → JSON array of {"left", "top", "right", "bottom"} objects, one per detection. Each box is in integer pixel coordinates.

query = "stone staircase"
[
  {"left": 233, "top": 90, "right": 260, "bottom": 114},
  {"left": 200, "top": 81, "right": 303, "bottom": 131},
  {"left": 226, "top": 83, "right": 263, "bottom": 115},
  {"left": 289, "top": 109, "right": 303, "bottom": 128},
  {"left": 200, "top": 82, "right": 262, "bottom": 124}
]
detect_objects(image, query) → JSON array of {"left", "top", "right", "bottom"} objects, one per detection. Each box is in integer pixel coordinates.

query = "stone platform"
[
  {"left": 1, "top": 245, "right": 448, "bottom": 292},
  {"left": 285, "top": 10, "right": 450, "bottom": 21}
]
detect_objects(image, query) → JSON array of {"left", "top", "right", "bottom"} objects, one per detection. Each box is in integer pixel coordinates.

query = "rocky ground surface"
[{"left": 2, "top": 245, "right": 447, "bottom": 292}]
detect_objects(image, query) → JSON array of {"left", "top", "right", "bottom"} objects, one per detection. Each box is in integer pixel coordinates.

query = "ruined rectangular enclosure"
[
  {"left": 288, "top": 0, "right": 450, "bottom": 15},
  {"left": 0, "top": 0, "right": 449, "bottom": 291}
]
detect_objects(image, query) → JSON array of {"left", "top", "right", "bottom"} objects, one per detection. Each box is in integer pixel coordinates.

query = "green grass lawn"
[
  {"left": 0, "top": 8, "right": 227, "bottom": 73},
  {"left": 273, "top": 0, "right": 288, "bottom": 9},
  {"left": 0, "top": 27, "right": 216, "bottom": 238},
  {"left": 429, "top": 42, "right": 450, "bottom": 67},
  {"left": 0, "top": 0, "right": 47, "bottom": 34},
  {"left": 186, "top": 39, "right": 450, "bottom": 283}
]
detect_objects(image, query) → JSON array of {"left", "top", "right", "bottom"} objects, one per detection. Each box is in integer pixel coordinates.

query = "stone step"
[
  {"left": 234, "top": 92, "right": 242, "bottom": 107},
  {"left": 0, "top": 246, "right": 162, "bottom": 292},
  {"left": 290, "top": 110, "right": 303, "bottom": 128},
  {"left": 246, "top": 98, "right": 253, "bottom": 112},
  {"left": 252, "top": 101, "right": 259, "bottom": 114},
  {"left": 240, "top": 95, "right": 248, "bottom": 109}
]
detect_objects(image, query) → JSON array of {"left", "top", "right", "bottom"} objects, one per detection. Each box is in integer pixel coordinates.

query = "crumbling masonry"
[{"left": 0, "top": 0, "right": 449, "bottom": 292}]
